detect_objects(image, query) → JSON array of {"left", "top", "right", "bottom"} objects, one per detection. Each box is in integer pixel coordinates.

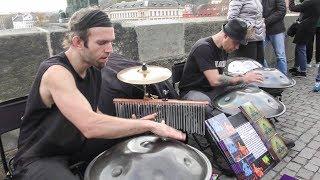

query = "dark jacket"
[
  {"left": 289, "top": 0, "right": 320, "bottom": 44},
  {"left": 262, "top": 0, "right": 286, "bottom": 35}
]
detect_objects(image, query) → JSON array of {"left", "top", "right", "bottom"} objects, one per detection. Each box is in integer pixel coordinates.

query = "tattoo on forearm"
[
  {"left": 218, "top": 75, "right": 233, "bottom": 86},
  {"left": 218, "top": 75, "right": 243, "bottom": 86},
  {"left": 237, "top": 75, "right": 244, "bottom": 85}
]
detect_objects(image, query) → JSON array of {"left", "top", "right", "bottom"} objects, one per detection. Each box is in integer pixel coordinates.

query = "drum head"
[
  {"left": 84, "top": 135, "right": 212, "bottom": 180},
  {"left": 213, "top": 86, "right": 286, "bottom": 118},
  {"left": 250, "top": 68, "right": 296, "bottom": 89},
  {"left": 226, "top": 57, "right": 263, "bottom": 75}
]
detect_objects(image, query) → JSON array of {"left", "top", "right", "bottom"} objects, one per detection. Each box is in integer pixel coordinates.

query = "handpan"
[
  {"left": 117, "top": 63, "right": 172, "bottom": 85},
  {"left": 249, "top": 68, "right": 296, "bottom": 89},
  {"left": 226, "top": 57, "right": 295, "bottom": 89},
  {"left": 84, "top": 135, "right": 212, "bottom": 180},
  {"left": 226, "top": 57, "right": 263, "bottom": 75},
  {"left": 213, "top": 86, "right": 286, "bottom": 118}
]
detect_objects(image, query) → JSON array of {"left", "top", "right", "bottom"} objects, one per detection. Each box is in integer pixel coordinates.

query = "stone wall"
[{"left": 0, "top": 29, "right": 49, "bottom": 102}]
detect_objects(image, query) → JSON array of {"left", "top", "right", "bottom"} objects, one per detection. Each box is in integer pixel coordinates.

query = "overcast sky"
[{"left": 0, "top": 0, "right": 67, "bottom": 13}]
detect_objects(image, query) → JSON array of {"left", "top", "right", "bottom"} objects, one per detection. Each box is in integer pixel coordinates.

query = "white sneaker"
[{"left": 307, "top": 63, "right": 312, "bottom": 68}]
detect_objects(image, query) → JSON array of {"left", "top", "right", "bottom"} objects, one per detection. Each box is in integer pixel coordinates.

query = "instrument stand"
[
  {"left": 142, "top": 85, "right": 159, "bottom": 99},
  {"left": 143, "top": 84, "right": 148, "bottom": 98}
]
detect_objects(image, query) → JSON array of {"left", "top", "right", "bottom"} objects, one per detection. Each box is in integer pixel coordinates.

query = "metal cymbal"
[{"left": 117, "top": 64, "right": 172, "bottom": 85}]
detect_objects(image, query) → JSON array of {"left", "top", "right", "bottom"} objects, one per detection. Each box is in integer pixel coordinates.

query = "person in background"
[
  {"left": 262, "top": 0, "right": 288, "bottom": 75},
  {"left": 312, "top": 18, "right": 320, "bottom": 92},
  {"left": 288, "top": 0, "right": 320, "bottom": 77},
  {"left": 306, "top": 18, "right": 320, "bottom": 68},
  {"left": 227, "top": 0, "right": 266, "bottom": 65}
]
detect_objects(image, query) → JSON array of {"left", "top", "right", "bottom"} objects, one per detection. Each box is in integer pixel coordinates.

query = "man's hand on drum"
[
  {"left": 242, "top": 71, "right": 263, "bottom": 84},
  {"left": 151, "top": 120, "right": 186, "bottom": 141},
  {"left": 131, "top": 113, "right": 157, "bottom": 120},
  {"left": 131, "top": 113, "right": 186, "bottom": 141}
]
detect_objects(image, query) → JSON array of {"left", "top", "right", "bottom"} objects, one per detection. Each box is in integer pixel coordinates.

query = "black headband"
[{"left": 71, "top": 10, "right": 112, "bottom": 31}]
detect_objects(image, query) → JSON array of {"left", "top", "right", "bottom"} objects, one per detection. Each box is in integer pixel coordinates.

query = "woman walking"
[{"left": 227, "top": 0, "right": 266, "bottom": 65}]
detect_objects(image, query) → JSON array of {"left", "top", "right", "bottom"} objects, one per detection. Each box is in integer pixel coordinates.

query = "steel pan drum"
[
  {"left": 213, "top": 86, "right": 286, "bottom": 118},
  {"left": 226, "top": 57, "right": 263, "bottom": 75},
  {"left": 249, "top": 68, "right": 296, "bottom": 89},
  {"left": 84, "top": 135, "right": 212, "bottom": 180},
  {"left": 226, "top": 58, "right": 296, "bottom": 89}
]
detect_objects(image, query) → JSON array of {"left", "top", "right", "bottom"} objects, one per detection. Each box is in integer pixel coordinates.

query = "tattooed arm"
[
  {"left": 203, "top": 69, "right": 263, "bottom": 87},
  {"left": 218, "top": 74, "right": 244, "bottom": 86}
]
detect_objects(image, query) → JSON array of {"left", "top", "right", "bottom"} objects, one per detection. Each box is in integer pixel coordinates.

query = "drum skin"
[
  {"left": 84, "top": 135, "right": 212, "bottom": 180},
  {"left": 213, "top": 86, "right": 286, "bottom": 118}
]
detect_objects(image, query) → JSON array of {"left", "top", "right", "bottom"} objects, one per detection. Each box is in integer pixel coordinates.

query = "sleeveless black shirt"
[{"left": 14, "top": 52, "right": 101, "bottom": 166}]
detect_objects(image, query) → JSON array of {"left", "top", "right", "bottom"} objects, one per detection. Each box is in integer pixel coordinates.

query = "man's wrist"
[
  {"left": 233, "top": 75, "right": 244, "bottom": 85},
  {"left": 145, "top": 120, "right": 157, "bottom": 132},
  {"left": 238, "top": 75, "right": 245, "bottom": 84},
  {"left": 218, "top": 75, "right": 234, "bottom": 86}
]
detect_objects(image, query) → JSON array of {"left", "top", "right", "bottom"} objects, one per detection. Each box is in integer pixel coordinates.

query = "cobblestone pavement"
[
  {"left": 259, "top": 65, "right": 320, "bottom": 180},
  {"left": 1, "top": 66, "right": 320, "bottom": 180}
]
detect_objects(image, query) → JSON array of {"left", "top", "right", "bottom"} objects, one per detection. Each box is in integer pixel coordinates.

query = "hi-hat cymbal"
[{"left": 117, "top": 64, "right": 172, "bottom": 85}]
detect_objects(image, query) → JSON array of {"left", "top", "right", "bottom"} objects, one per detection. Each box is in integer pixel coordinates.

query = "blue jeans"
[
  {"left": 264, "top": 33, "right": 288, "bottom": 75},
  {"left": 316, "top": 65, "right": 320, "bottom": 82},
  {"left": 294, "top": 44, "right": 307, "bottom": 72}
]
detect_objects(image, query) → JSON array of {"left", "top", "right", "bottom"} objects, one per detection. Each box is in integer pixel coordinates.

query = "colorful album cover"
[
  {"left": 205, "top": 121, "right": 220, "bottom": 141},
  {"left": 231, "top": 153, "right": 255, "bottom": 179},
  {"left": 206, "top": 113, "right": 236, "bottom": 140},
  {"left": 239, "top": 102, "right": 264, "bottom": 122},
  {"left": 239, "top": 102, "right": 288, "bottom": 161},
  {"left": 255, "top": 152, "right": 275, "bottom": 172},
  {"left": 205, "top": 111, "right": 279, "bottom": 179},
  {"left": 236, "top": 122, "right": 268, "bottom": 160},
  {"left": 219, "top": 133, "right": 249, "bottom": 163},
  {"left": 232, "top": 152, "right": 275, "bottom": 179},
  {"left": 269, "top": 134, "right": 288, "bottom": 160},
  {"left": 255, "top": 117, "right": 276, "bottom": 140}
]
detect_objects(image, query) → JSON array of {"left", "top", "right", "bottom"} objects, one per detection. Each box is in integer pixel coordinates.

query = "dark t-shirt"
[
  {"left": 14, "top": 52, "right": 102, "bottom": 167},
  {"left": 179, "top": 37, "right": 227, "bottom": 97}
]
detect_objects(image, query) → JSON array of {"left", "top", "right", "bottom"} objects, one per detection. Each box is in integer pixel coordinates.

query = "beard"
[
  {"left": 83, "top": 52, "right": 108, "bottom": 70},
  {"left": 94, "top": 61, "right": 107, "bottom": 70}
]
